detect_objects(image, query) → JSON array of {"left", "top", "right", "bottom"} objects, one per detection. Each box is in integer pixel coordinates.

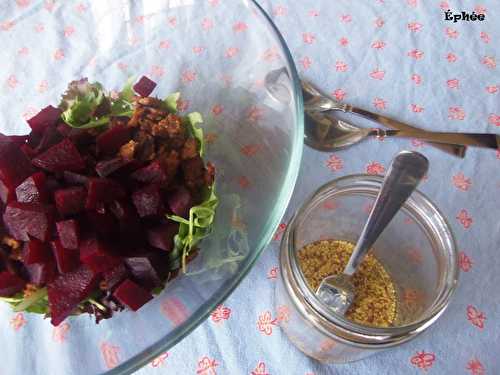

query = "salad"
[{"left": 0, "top": 76, "right": 217, "bottom": 326}]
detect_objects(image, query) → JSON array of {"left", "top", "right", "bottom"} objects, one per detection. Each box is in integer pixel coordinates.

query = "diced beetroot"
[
  {"left": 125, "top": 256, "right": 164, "bottom": 289},
  {"left": 54, "top": 187, "right": 87, "bottom": 216},
  {"left": 2, "top": 202, "right": 54, "bottom": 242},
  {"left": 51, "top": 239, "right": 80, "bottom": 274},
  {"left": 15, "top": 172, "right": 48, "bottom": 203},
  {"left": 168, "top": 186, "right": 192, "bottom": 218},
  {"left": 102, "top": 263, "right": 129, "bottom": 291},
  {"left": 86, "top": 210, "right": 119, "bottom": 238},
  {"left": 26, "top": 261, "right": 57, "bottom": 286},
  {"left": 131, "top": 160, "right": 169, "bottom": 185},
  {"left": 80, "top": 237, "right": 121, "bottom": 274},
  {"left": 0, "top": 136, "right": 34, "bottom": 196},
  {"left": 95, "top": 157, "right": 130, "bottom": 177},
  {"left": 0, "top": 178, "right": 16, "bottom": 204},
  {"left": 20, "top": 144, "right": 37, "bottom": 158},
  {"left": 0, "top": 271, "right": 26, "bottom": 297},
  {"left": 32, "top": 139, "right": 85, "bottom": 172},
  {"left": 34, "top": 124, "right": 63, "bottom": 153},
  {"left": 85, "top": 178, "right": 126, "bottom": 210},
  {"left": 47, "top": 265, "right": 100, "bottom": 326},
  {"left": 6, "top": 135, "right": 29, "bottom": 146},
  {"left": 132, "top": 185, "right": 163, "bottom": 218},
  {"left": 147, "top": 222, "right": 178, "bottom": 251},
  {"left": 23, "top": 238, "right": 52, "bottom": 264},
  {"left": 113, "top": 279, "right": 153, "bottom": 311},
  {"left": 109, "top": 200, "right": 144, "bottom": 243},
  {"left": 56, "top": 219, "right": 80, "bottom": 250},
  {"left": 133, "top": 76, "right": 157, "bottom": 97},
  {"left": 63, "top": 171, "right": 89, "bottom": 186},
  {"left": 96, "top": 125, "right": 131, "bottom": 156},
  {"left": 27, "top": 105, "right": 61, "bottom": 134}
]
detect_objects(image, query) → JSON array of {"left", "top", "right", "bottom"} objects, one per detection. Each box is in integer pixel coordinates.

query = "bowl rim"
[{"left": 108, "top": 2, "right": 304, "bottom": 374}]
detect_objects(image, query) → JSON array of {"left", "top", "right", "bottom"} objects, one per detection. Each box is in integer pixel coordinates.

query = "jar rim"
[{"left": 282, "top": 174, "right": 459, "bottom": 346}]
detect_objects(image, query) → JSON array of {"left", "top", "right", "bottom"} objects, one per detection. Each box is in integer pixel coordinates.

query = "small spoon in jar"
[{"left": 316, "top": 151, "right": 429, "bottom": 315}]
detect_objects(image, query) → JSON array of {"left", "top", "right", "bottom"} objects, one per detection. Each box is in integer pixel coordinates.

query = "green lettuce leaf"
[
  {"left": 185, "top": 112, "right": 205, "bottom": 157},
  {"left": 163, "top": 92, "right": 180, "bottom": 113}
]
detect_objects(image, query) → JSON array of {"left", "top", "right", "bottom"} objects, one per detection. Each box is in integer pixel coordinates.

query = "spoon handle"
[{"left": 343, "top": 151, "right": 429, "bottom": 276}]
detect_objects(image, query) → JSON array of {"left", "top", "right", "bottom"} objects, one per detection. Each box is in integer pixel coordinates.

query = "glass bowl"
[
  {"left": 0, "top": 1, "right": 303, "bottom": 373},
  {"left": 276, "top": 175, "right": 458, "bottom": 363}
]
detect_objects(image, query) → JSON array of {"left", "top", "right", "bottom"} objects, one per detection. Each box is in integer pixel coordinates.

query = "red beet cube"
[
  {"left": 20, "top": 144, "right": 37, "bottom": 158},
  {"left": 56, "top": 219, "right": 80, "bottom": 250},
  {"left": 131, "top": 160, "right": 169, "bottom": 185},
  {"left": 85, "top": 178, "right": 126, "bottom": 210},
  {"left": 113, "top": 279, "right": 153, "bottom": 311},
  {"left": 102, "top": 264, "right": 129, "bottom": 291},
  {"left": 80, "top": 237, "right": 121, "bottom": 274},
  {"left": 15, "top": 172, "right": 48, "bottom": 203},
  {"left": 32, "top": 138, "right": 85, "bottom": 172},
  {"left": 86, "top": 210, "right": 119, "bottom": 238},
  {"left": 95, "top": 157, "right": 130, "bottom": 177},
  {"left": 34, "top": 124, "right": 63, "bottom": 153},
  {"left": 2, "top": 202, "right": 54, "bottom": 242},
  {"left": 0, "top": 271, "right": 26, "bottom": 297},
  {"left": 124, "top": 256, "right": 164, "bottom": 289},
  {"left": 47, "top": 265, "right": 100, "bottom": 326},
  {"left": 0, "top": 178, "right": 16, "bottom": 204},
  {"left": 51, "top": 239, "right": 80, "bottom": 274},
  {"left": 132, "top": 185, "right": 163, "bottom": 218},
  {"left": 26, "top": 105, "right": 61, "bottom": 133},
  {"left": 133, "top": 76, "right": 157, "bottom": 97},
  {"left": 168, "top": 186, "right": 192, "bottom": 218},
  {"left": 0, "top": 136, "right": 34, "bottom": 202},
  {"left": 54, "top": 187, "right": 87, "bottom": 216},
  {"left": 63, "top": 171, "right": 89, "bottom": 186},
  {"left": 96, "top": 125, "right": 131, "bottom": 156},
  {"left": 23, "top": 238, "right": 52, "bottom": 264},
  {"left": 26, "top": 262, "right": 57, "bottom": 286},
  {"left": 6, "top": 135, "right": 29, "bottom": 146},
  {"left": 147, "top": 222, "right": 178, "bottom": 251}
]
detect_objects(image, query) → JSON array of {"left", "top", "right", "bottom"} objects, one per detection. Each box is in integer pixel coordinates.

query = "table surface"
[{"left": 133, "top": 1, "right": 499, "bottom": 374}]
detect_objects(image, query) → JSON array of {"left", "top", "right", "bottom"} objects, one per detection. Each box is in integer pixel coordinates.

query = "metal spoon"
[{"left": 316, "top": 151, "right": 429, "bottom": 315}]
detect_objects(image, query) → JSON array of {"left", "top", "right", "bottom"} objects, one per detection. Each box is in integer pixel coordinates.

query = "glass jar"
[{"left": 276, "top": 175, "right": 458, "bottom": 363}]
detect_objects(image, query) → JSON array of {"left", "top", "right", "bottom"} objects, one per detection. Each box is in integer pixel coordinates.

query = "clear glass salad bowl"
[{"left": 0, "top": 1, "right": 303, "bottom": 373}]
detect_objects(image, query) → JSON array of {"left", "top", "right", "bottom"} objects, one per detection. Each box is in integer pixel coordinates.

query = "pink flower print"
[
  {"left": 370, "top": 68, "right": 385, "bottom": 80},
  {"left": 466, "top": 358, "right": 485, "bottom": 375},
  {"left": 474, "top": 5, "right": 486, "bottom": 15},
  {"left": 448, "top": 107, "right": 465, "bottom": 120},
  {"left": 247, "top": 106, "right": 263, "bottom": 122},
  {"left": 480, "top": 31, "right": 490, "bottom": 43},
  {"left": 456, "top": 209, "right": 472, "bottom": 229},
  {"left": 403, "top": 288, "right": 422, "bottom": 305},
  {"left": 340, "top": 14, "right": 352, "bottom": 23},
  {"left": 445, "top": 27, "right": 459, "bottom": 39},
  {"left": 117, "top": 62, "right": 128, "bottom": 71},
  {"left": 363, "top": 202, "right": 374, "bottom": 214},
  {"left": 161, "top": 297, "right": 189, "bottom": 326},
  {"left": 374, "top": 17, "right": 384, "bottom": 28},
  {"left": 486, "top": 85, "right": 498, "bottom": 94},
  {"left": 257, "top": 310, "right": 278, "bottom": 335},
  {"left": 18, "top": 47, "right": 29, "bottom": 55},
  {"left": 407, "top": 0, "right": 417, "bottom": 6},
  {"left": 16, "top": 0, "right": 30, "bottom": 7},
  {"left": 192, "top": 46, "right": 204, "bottom": 55},
  {"left": 52, "top": 323, "right": 70, "bottom": 343},
  {"left": 326, "top": 155, "right": 343, "bottom": 171},
  {"left": 233, "top": 21, "right": 247, "bottom": 33},
  {"left": 303, "top": 32, "right": 316, "bottom": 44},
  {"left": 366, "top": 161, "right": 385, "bottom": 175},
  {"left": 276, "top": 305, "right": 290, "bottom": 323},
  {"left": 167, "top": 16, "right": 177, "bottom": 27},
  {"left": 225, "top": 47, "right": 239, "bottom": 58},
  {"left": 308, "top": 10, "right": 319, "bottom": 17},
  {"left": 181, "top": 69, "right": 196, "bottom": 83},
  {"left": 459, "top": 251, "right": 473, "bottom": 272},
  {"left": 100, "top": 342, "right": 120, "bottom": 369},
  {"left": 299, "top": 56, "right": 312, "bottom": 70},
  {"left": 44, "top": 0, "right": 55, "bottom": 11},
  {"left": 262, "top": 47, "right": 279, "bottom": 62},
  {"left": 22, "top": 107, "right": 38, "bottom": 121},
  {"left": 1, "top": 21, "right": 15, "bottom": 31},
  {"left": 267, "top": 266, "right": 278, "bottom": 280},
  {"left": 446, "top": 52, "right": 457, "bottom": 62},
  {"left": 447, "top": 78, "right": 459, "bottom": 89},
  {"left": 75, "top": 3, "right": 87, "bottom": 13},
  {"left": 371, "top": 40, "right": 386, "bottom": 50},
  {"left": 251, "top": 362, "right": 269, "bottom": 375},
  {"left": 10, "top": 313, "right": 26, "bottom": 331},
  {"left": 482, "top": 56, "right": 496, "bottom": 69},
  {"left": 208, "top": 0, "right": 219, "bottom": 6},
  {"left": 335, "top": 61, "right": 348, "bottom": 72},
  {"left": 211, "top": 305, "right": 231, "bottom": 323},
  {"left": 467, "top": 305, "right": 486, "bottom": 329},
  {"left": 150, "top": 65, "right": 165, "bottom": 78},
  {"left": 151, "top": 352, "right": 169, "bottom": 368},
  {"left": 322, "top": 200, "right": 338, "bottom": 210},
  {"left": 273, "top": 5, "right": 287, "bottom": 16},
  {"left": 211, "top": 104, "right": 223, "bottom": 116},
  {"left": 411, "top": 104, "right": 424, "bottom": 113},
  {"left": 339, "top": 37, "right": 349, "bottom": 46},
  {"left": 201, "top": 18, "right": 213, "bottom": 30},
  {"left": 488, "top": 114, "right": 500, "bottom": 127},
  {"left": 240, "top": 144, "right": 261, "bottom": 157},
  {"left": 273, "top": 223, "right": 286, "bottom": 241},
  {"left": 408, "top": 22, "right": 423, "bottom": 32},
  {"left": 159, "top": 40, "right": 171, "bottom": 49},
  {"left": 439, "top": 1, "right": 449, "bottom": 9},
  {"left": 238, "top": 176, "right": 251, "bottom": 189},
  {"left": 373, "top": 97, "right": 387, "bottom": 110},
  {"left": 64, "top": 25, "right": 75, "bottom": 37},
  {"left": 408, "top": 49, "right": 424, "bottom": 60},
  {"left": 176, "top": 98, "right": 190, "bottom": 112},
  {"left": 407, "top": 248, "right": 423, "bottom": 265},
  {"left": 411, "top": 74, "right": 422, "bottom": 85},
  {"left": 6, "top": 75, "right": 19, "bottom": 89},
  {"left": 332, "top": 89, "right": 346, "bottom": 101},
  {"left": 53, "top": 49, "right": 64, "bottom": 60},
  {"left": 318, "top": 339, "right": 336, "bottom": 353},
  {"left": 452, "top": 172, "right": 471, "bottom": 191},
  {"left": 410, "top": 351, "right": 435, "bottom": 371},
  {"left": 411, "top": 139, "right": 425, "bottom": 147},
  {"left": 35, "top": 23, "right": 45, "bottom": 32},
  {"left": 37, "top": 80, "right": 48, "bottom": 93},
  {"left": 197, "top": 357, "right": 218, "bottom": 375}
]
